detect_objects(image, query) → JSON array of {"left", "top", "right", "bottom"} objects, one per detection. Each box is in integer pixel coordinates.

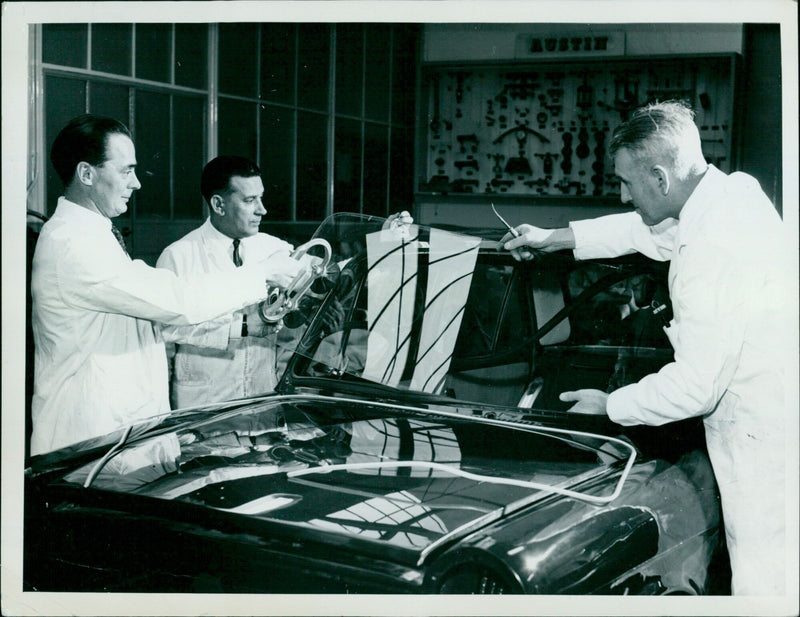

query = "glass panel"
[
  {"left": 88, "top": 82, "right": 129, "bottom": 125},
  {"left": 296, "top": 111, "right": 328, "bottom": 220},
  {"left": 134, "top": 90, "right": 171, "bottom": 218},
  {"left": 334, "top": 118, "right": 362, "bottom": 213},
  {"left": 335, "top": 24, "right": 363, "bottom": 117},
  {"left": 173, "top": 95, "right": 206, "bottom": 219},
  {"left": 44, "top": 76, "right": 86, "bottom": 215},
  {"left": 297, "top": 24, "right": 330, "bottom": 112},
  {"left": 219, "top": 23, "right": 258, "bottom": 98},
  {"left": 175, "top": 23, "right": 207, "bottom": 89},
  {"left": 363, "top": 123, "right": 388, "bottom": 216},
  {"left": 364, "top": 25, "right": 391, "bottom": 122},
  {"left": 260, "top": 105, "right": 294, "bottom": 221},
  {"left": 389, "top": 128, "right": 413, "bottom": 211},
  {"left": 42, "top": 23, "right": 88, "bottom": 68},
  {"left": 391, "top": 25, "right": 418, "bottom": 127},
  {"left": 218, "top": 98, "right": 257, "bottom": 161},
  {"left": 260, "top": 23, "right": 295, "bottom": 106},
  {"left": 136, "top": 23, "right": 171, "bottom": 83},
  {"left": 91, "top": 24, "right": 132, "bottom": 76}
]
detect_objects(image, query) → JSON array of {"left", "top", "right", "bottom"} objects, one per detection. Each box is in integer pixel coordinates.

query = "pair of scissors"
[{"left": 491, "top": 203, "right": 533, "bottom": 259}]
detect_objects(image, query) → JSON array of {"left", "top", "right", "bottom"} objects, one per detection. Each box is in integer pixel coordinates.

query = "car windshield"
[
  {"left": 277, "top": 213, "right": 508, "bottom": 397},
  {"left": 275, "top": 213, "right": 671, "bottom": 412}
]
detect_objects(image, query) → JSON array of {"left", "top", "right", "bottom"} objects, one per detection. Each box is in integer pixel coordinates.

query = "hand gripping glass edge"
[{"left": 491, "top": 203, "right": 533, "bottom": 260}]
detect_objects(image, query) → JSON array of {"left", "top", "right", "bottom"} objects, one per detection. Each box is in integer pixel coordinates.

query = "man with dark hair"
[
  {"left": 498, "top": 100, "right": 793, "bottom": 595},
  {"left": 157, "top": 155, "right": 413, "bottom": 408},
  {"left": 157, "top": 155, "right": 294, "bottom": 407},
  {"left": 31, "top": 116, "right": 301, "bottom": 455}
]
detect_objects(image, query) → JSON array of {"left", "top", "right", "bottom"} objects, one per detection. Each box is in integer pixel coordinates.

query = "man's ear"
[
  {"left": 76, "top": 162, "right": 93, "bottom": 186},
  {"left": 652, "top": 165, "right": 670, "bottom": 196},
  {"left": 209, "top": 194, "right": 225, "bottom": 216}
]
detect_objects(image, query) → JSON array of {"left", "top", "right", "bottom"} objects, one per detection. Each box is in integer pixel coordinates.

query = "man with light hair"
[{"left": 499, "top": 100, "right": 793, "bottom": 596}]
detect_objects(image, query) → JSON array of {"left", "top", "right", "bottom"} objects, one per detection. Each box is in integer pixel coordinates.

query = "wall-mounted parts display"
[{"left": 420, "top": 55, "right": 736, "bottom": 196}]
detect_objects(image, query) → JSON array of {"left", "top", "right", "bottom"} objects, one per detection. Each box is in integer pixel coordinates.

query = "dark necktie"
[
  {"left": 111, "top": 224, "right": 129, "bottom": 257},
  {"left": 232, "top": 239, "right": 247, "bottom": 335}
]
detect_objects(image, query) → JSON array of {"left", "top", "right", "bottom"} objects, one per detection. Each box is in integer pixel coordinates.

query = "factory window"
[{"left": 35, "top": 22, "right": 419, "bottom": 261}]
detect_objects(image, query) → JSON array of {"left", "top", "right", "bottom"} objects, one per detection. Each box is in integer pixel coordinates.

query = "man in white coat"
[
  {"left": 157, "top": 155, "right": 414, "bottom": 409},
  {"left": 31, "top": 117, "right": 301, "bottom": 455},
  {"left": 499, "top": 100, "right": 794, "bottom": 596},
  {"left": 157, "top": 156, "right": 293, "bottom": 408}
]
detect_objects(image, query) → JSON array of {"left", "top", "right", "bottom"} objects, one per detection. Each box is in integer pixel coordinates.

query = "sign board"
[{"left": 515, "top": 32, "right": 625, "bottom": 59}]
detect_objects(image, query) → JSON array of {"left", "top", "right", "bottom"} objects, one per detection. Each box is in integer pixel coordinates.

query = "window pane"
[
  {"left": 175, "top": 24, "right": 207, "bottom": 89},
  {"left": 134, "top": 90, "right": 171, "bottom": 218},
  {"left": 389, "top": 128, "right": 413, "bottom": 211},
  {"left": 260, "top": 105, "right": 294, "bottom": 221},
  {"left": 45, "top": 76, "right": 86, "bottom": 214},
  {"left": 392, "top": 25, "right": 418, "bottom": 127},
  {"left": 89, "top": 81, "right": 129, "bottom": 124},
  {"left": 219, "top": 23, "right": 258, "bottom": 97},
  {"left": 297, "top": 24, "right": 330, "bottom": 111},
  {"left": 363, "top": 123, "right": 388, "bottom": 216},
  {"left": 91, "top": 24, "right": 132, "bottom": 76},
  {"left": 296, "top": 111, "right": 328, "bottom": 220},
  {"left": 136, "top": 23, "right": 171, "bottom": 83},
  {"left": 173, "top": 96, "right": 206, "bottom": 219},
  {"left": 260, "top": 23, "right": 295, "bottom": 105},
  {"left": 335, "top": 24, "right": 363, "bottom": 117},
  {"left": 218, "top": 98, "right": 257, "bottom": 161},
  {"left": 364, "top": 25, "right": 391, "bottom": 122},
  {"left": 43, "top": 24, "right": 87, "bottom": 68},
  {"left": 334, "top": 118, "right": 362, "bottom": 213}
]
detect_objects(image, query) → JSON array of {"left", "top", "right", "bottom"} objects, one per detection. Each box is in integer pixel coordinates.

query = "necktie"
[
  {"left": 232, "top": 238, "right": 243, "bottom": 267},
  {"left": 232, "top": 239, "right": 247, "bottom": 336},
  {"left": 111, "top": 224, "right": 129, "bottom": 257}
]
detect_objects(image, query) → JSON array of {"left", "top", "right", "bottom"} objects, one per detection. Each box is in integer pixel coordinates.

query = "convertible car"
[{"left": 23, "top": 213, "right": 726, "bottom": 595}]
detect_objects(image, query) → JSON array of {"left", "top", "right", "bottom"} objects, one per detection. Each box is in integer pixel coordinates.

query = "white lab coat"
[
  {"left": 156, "top": 219, "right": 293, "bottom": 408},
  {"left": 570, "top": 166, "right": 794, "bottom": 595},
  {"left": 31, "top": 199, "right": 276, "bottom": 455}
]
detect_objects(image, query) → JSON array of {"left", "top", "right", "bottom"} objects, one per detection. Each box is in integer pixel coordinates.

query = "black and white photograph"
[{"left": 2, "top": 2, "right": 798, "bottom": 616}]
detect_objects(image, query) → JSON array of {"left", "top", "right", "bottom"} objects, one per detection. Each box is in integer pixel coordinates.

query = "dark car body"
[{"left": 23, "top": 214, "right": 724, "bottom": 595}]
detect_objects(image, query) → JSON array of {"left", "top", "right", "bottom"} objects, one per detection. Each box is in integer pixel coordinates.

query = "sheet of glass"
[
  {"left": 361, "top": 226, "right": 419, "bottom": 387},
  {"left": 410, "top": 228, "right": 480, "bottom": 393}
]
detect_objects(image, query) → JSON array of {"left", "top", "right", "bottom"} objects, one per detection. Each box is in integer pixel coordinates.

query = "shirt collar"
[
  {"left": 678, "top": 164, "right": 725, "bottom": 228},
  {"left": 56, "top": 196, "right": 114, "bottom": 231}
]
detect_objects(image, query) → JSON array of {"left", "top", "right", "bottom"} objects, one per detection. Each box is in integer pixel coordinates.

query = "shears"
[{"left": 492, "top": 203, "right": 533, "bottom": 259}]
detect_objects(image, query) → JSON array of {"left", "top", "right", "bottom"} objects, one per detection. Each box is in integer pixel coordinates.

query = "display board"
[{"left": 420, "top": 55, "right": 737, "bottom": 197}]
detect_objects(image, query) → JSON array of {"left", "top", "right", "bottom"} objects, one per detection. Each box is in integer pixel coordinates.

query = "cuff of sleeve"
[
  {"left": 606, "top": 387, "right": 640, "bottom": 427},
  {"left": 569, "top": 219, "right": 599, "bottom": 261}
]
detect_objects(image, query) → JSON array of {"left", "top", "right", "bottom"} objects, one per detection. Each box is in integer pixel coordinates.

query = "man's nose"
[
  {"left": 255, "top": 199, "right": 266, "bottom": 215},
  {"left": 130, "top": 172, "right": 142, "bottom": 190}
]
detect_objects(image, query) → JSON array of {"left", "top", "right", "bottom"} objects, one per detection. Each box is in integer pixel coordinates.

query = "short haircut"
[
  {"left": 50, "top": 115, "right": 133, "bottom": 187},
  {"left": 200, "top": 155, "right": 261, "bottom": 204},
  {"left": 609, "top": 100, "right": 706, "bottom": 179}
]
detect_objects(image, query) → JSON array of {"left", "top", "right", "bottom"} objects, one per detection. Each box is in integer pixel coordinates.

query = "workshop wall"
[{"left": 414, "top": 23, "right": 778, "bottom": 231}]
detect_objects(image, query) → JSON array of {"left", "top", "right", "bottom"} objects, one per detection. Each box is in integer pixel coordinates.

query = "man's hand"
[
  {"left": 497, "top": 225, "right": 576, "bottom": 261},
  {"left": 559, "top": 389, "right": 609, "bottom": 415},
  {"left": 382, "top": 210, "right": 414, "bottom": 234},
  {"left": 264, "top": 251, "right": 304, "bottom": 288}
]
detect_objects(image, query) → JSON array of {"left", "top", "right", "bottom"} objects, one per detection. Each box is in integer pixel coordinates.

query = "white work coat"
[
  {"left": 31, "top": 199, "right": 275, "bottom": 455},
  {"left": 570, "top": 166, "right": 794, "bottom": 595},
  {"left": 157, "top": 219, "right": 293, "bottom": 408}
]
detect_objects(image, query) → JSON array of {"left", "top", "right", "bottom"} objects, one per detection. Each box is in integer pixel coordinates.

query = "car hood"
[{"left": 49, "top": 394, "right": 633, "bottom": 565}]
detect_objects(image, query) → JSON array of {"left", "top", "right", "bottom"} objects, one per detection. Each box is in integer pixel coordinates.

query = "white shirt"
[
  {"left": 156, "top": 218, "right": 294, "bottom": 408},
  {"left": 30, "top": 198, "right": 274, "bottom": 455},
  {"left": 570, "top": 166, "right": 794, "bottom": 595}
]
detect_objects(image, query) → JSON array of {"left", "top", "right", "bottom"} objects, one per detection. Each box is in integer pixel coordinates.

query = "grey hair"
[{"left": 609, "top": 100, "right": 706, "bottom": 179}]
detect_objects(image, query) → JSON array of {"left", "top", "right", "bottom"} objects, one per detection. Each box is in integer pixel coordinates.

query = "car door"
[{"left": 527, "top": 257, "right": 674, "bottom": 411}]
